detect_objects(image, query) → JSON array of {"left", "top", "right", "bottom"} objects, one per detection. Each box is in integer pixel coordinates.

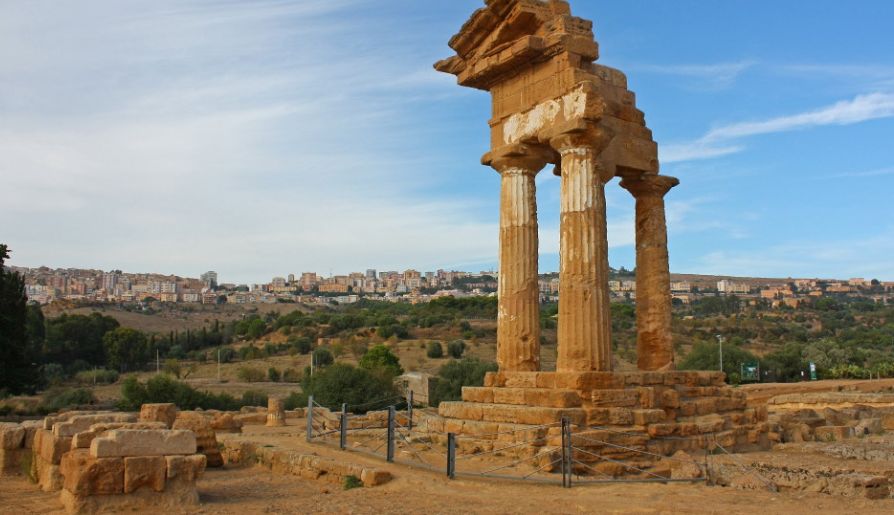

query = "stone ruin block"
[
  {"left": 71, "top": 422, "right": 168, "bottom": 450},
  {"left": 61, "top": 449, "right": 125, "bottom": 496},
  {"left": 139, "top": 403, "right": 179, "bottom": 429},
  {"left": 172, "top": 412, "right": 223, "bottom": 468},
  {"left": 54, "top": 413, "right": 137, "bottom": 438},
  {"left": 124, "top": 456, "right": 166, "bottom": 493},
  {"left": 209, "top": 413, "right": 243, "bottom": 434},
  {"left": 91, "top": 430, "right": 196, "bottom": 458},
  {"left": 1, "top": 422, "right": 34, "bottom": 477}
]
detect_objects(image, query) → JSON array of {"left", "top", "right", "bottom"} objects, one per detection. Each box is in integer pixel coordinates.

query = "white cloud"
[
  {"left": 663, "top": 92, "right": 894, "bottom": 163},
  {"left": 630, "top": 60, "right": 756, "bottom": 90},
  {"left": 0, "top": 0, "right": 492, "bottom": 283}
]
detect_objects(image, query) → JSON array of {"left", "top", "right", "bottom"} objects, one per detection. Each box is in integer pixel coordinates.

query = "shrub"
[
  {"left": 359, "top": 345, "right": 404, "bottom": 378},
  {"left": 163, "top": 359, "right": 182, "bottom": 379},
  {"left": 313, "top": 348, "right": 334, "bottom": 368},
  {"left": 290, "top": 337, "right": 313, "bottom": 355},
  {"left": 283, "top": 391, "right": 306, "bottom": 410},
  {"left": 430, "top": 359, "right": 497, "bottom": 406},
  {"left": 426, "top": 341, "right": 444, "bottom": 359},
  {"left": 447, "top": 340, "right": 466, "bottom": 359},
  {"left": 282, "top": 368, "right": 302, "bottom": 383},
  {"left": 268, "top": 367, "right": 281, "bottom": 382},
  {"left": 241, "top": 390, "right": 268, "bottom": 407},
  {"left": 237, "top": 367, "right": 265, "bottom": 383},
  {"left": 74, "top": 369, "right": 119, "bottom": 385},
  {"left": 40, "top": 388, "right": 97, "bottom": 413},
  {"left": 218, "top": 347, "right": 235, "bottom": 363},
  {"left": 301, "top": 363, "right": 399, "bottom": 414},
  {"left": 118, "top": 375, "right": 241, "bottom": 411},
  {"left": 343, "top": 475, "right": 363, "bottom": 490},
  {"left": 40, "top": 363, "right": 67, "bottom": 386}
]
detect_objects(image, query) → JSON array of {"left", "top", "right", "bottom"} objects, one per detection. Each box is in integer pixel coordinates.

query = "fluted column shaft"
[
  {"left": 492, "top": 149, "right": 550, "bottom": 372},
  {"left": 620, "top": 174, "right": 679, "bottom": 371},
  {"left": 552, "top": 133, "right": 614, "bottom": 372}
]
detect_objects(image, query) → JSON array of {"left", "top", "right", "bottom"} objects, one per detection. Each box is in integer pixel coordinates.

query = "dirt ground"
[
  {"left": 3, "top": 455, "right": 891, "bottom": 514},
  {"left": 5, "top": 418, "right": 893, "bottom": 515}
]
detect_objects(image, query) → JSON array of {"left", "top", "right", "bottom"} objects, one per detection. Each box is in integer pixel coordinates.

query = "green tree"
[
  {"left": 45, "top": 313, "right": 119, "bottom": 368},
  {"left": 426, "top": 341, "right": 444, "bottom": 359},
  {"left": 300, "top": 363, "right": 399, "bottom": 413},
  {"left": 447, "top": 340, "right": 466, "bottom": 359},
  {"left": 0, "top": 245, "right": 37, "bottom": 394},
  {"left": 103, "top": 327, "right": 150, "bottom": 372},
  {"left": 678, "top": 340, "right": 760, "bottom": 383},
  {"left": 313, "top": 348, "right": 334, "bottom": 368},
  {"left": 430, "top": 358, "right": 498, "bottom": 406},
  {"left": 359, "top": 345, "right": 404, "bottom": 377}
]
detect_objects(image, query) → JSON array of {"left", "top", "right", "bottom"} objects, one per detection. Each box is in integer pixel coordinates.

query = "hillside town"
[{"left": 12, "top": 264, "right": 894, "bottom": 308}]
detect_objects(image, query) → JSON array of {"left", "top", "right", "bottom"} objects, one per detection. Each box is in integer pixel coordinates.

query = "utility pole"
[
  {"left": 716, "top": 335, "right": 724, "bottom": 373},
  {"left": 217, "top": 347, "right": 221, "bottom": 383}
]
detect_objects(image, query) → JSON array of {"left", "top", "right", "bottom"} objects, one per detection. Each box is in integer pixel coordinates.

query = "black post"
[
  {"left": 447, "top": 432, "right": 456, "bottom": 479},
  {"left": 562, "top": 418, "right": 568, "bottom": 488},
  {"left": 563, "top": 418, "right": 573, "bottom": 488},
  {"left": 387, "top": 405, "right": 396, "bottom": 462},
  {"left": 340, "top": 403, "right": 348, "bottom": 450},
  {"left": 407, "top": 390, "right": 414, "bottom": 431}
]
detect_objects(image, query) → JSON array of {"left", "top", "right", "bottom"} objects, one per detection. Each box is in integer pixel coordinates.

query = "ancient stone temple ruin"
[{"left": 433, "top": 0, "right": 769, "bottom": 463}]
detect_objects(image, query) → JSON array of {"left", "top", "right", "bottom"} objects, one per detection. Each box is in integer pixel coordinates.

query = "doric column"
[
  {"left": 490, "top": 145, "right": 552, "bottom": 372},
  {"left": 550, "top": 131, "right": 614, "bottom": 372},
  {"left": 620, "top": 174, "right": 679, "bottom": 371}
]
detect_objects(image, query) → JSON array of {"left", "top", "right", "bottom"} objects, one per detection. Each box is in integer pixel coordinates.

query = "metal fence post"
[
  {"left": 340, "top": 403, "right": 348, "bottom": 450},
  {"left": 560, "top": 418, "right": 568, "bottom": 488},
  {"left": 306, "top": 395, "right": 314, "bottom": 443},
  {"left": 447, "top": 432, "right": 456, "bottom": 479},
  {"left": 387, "top": 405, "right": 396, "bottom": 463},
  {"left": 407, "top": 390, "right": 414, "bottom": 431},
  {"left": 563, "top": 418, "right": 573, "bottom": 488}
]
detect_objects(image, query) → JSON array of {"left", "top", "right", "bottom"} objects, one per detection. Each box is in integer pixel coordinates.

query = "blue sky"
[{"left": 2, "top": 0, "right": 893, "bottom": 283}]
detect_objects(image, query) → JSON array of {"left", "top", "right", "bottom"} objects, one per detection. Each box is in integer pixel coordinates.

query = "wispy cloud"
[
  {"left": 663, "top": 92, "right": 894, "bottom": 163},
  {"left": 630, "top": 60, "right": 756, "bottom": 90},
  {"left": 829, "top": 166, "right": 894, "bottom": 179}
]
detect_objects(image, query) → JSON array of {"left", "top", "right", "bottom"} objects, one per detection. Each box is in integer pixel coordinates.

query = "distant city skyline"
[{"left": 3, "top": 1, "right": 893, "bottom": 283}]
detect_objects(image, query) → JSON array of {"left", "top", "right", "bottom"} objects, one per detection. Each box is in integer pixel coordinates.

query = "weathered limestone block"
[
  {"left": 0, "top": 423, "right": 25, "bottom": 449},
  {"left": 124, "top": 456, "right": 166, "bottom": 493},
  {"left": 235, "top": 412, "right": 268, "bottom": 425},
  {"left": 667, "top": 451, "right": 702, "bottom": 480},
  {"left": 71, "top": 422, "right": 168, "bottom": 449},
  {"left": 60, "top": 449, "right": 125, "bottom": 496},
  {"left": 266, "top": 397, "right": 286, "bottom": 427},
  {"left": 36, "top": 428, "right": 73, "bottom": 464},
  {"left": 591, "top": 389, "right": 640, "bottom": 407},
  {"left": 60, "top": 474, "right": 201, "bottom": 515},
  {"left": 139, "top": 404, "right": 178, "bottom": 428},
  {"left": 166, "top": 454, "right": 207, "bottom": 482},
  {"left": 91, "top": 430, "right": 196, "bottom": 458},
  {"left": 172, "top": 412, "right": 223, "bottom": 468},
  {"left": 54, "top": 413, "right": 137, "bottom": 438},
  {"left": 210, "top": 413, "right": 243, "bottom": 434},
  {"left": 462, "top": 387, "right": 495, "bottom": 404},
  {"left": 815, "top": 426, "right": 855, "bottom": 442}
]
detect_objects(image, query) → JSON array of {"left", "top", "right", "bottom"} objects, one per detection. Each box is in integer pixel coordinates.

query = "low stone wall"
[
  {"left": 221, "top": 440, "right": 391, "bottom": 488},
  {"left": 767, "top": 392, "right": 894, "bottom": 443}
]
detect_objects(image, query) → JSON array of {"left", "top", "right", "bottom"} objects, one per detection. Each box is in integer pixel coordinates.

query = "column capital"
[
  {"left": 548, "top": 126, "right": 613, "bottom": 157},
  {"left": 620, "top": 174, "right": 680, "bottom": 198},
  {"left": 484, "top": 143, "right": 554, "bottom": 175}
]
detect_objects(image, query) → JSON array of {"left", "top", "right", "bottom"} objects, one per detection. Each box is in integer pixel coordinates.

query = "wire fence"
[{"left": 304, "top": 394, "right": 773, "bottom": 489}]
